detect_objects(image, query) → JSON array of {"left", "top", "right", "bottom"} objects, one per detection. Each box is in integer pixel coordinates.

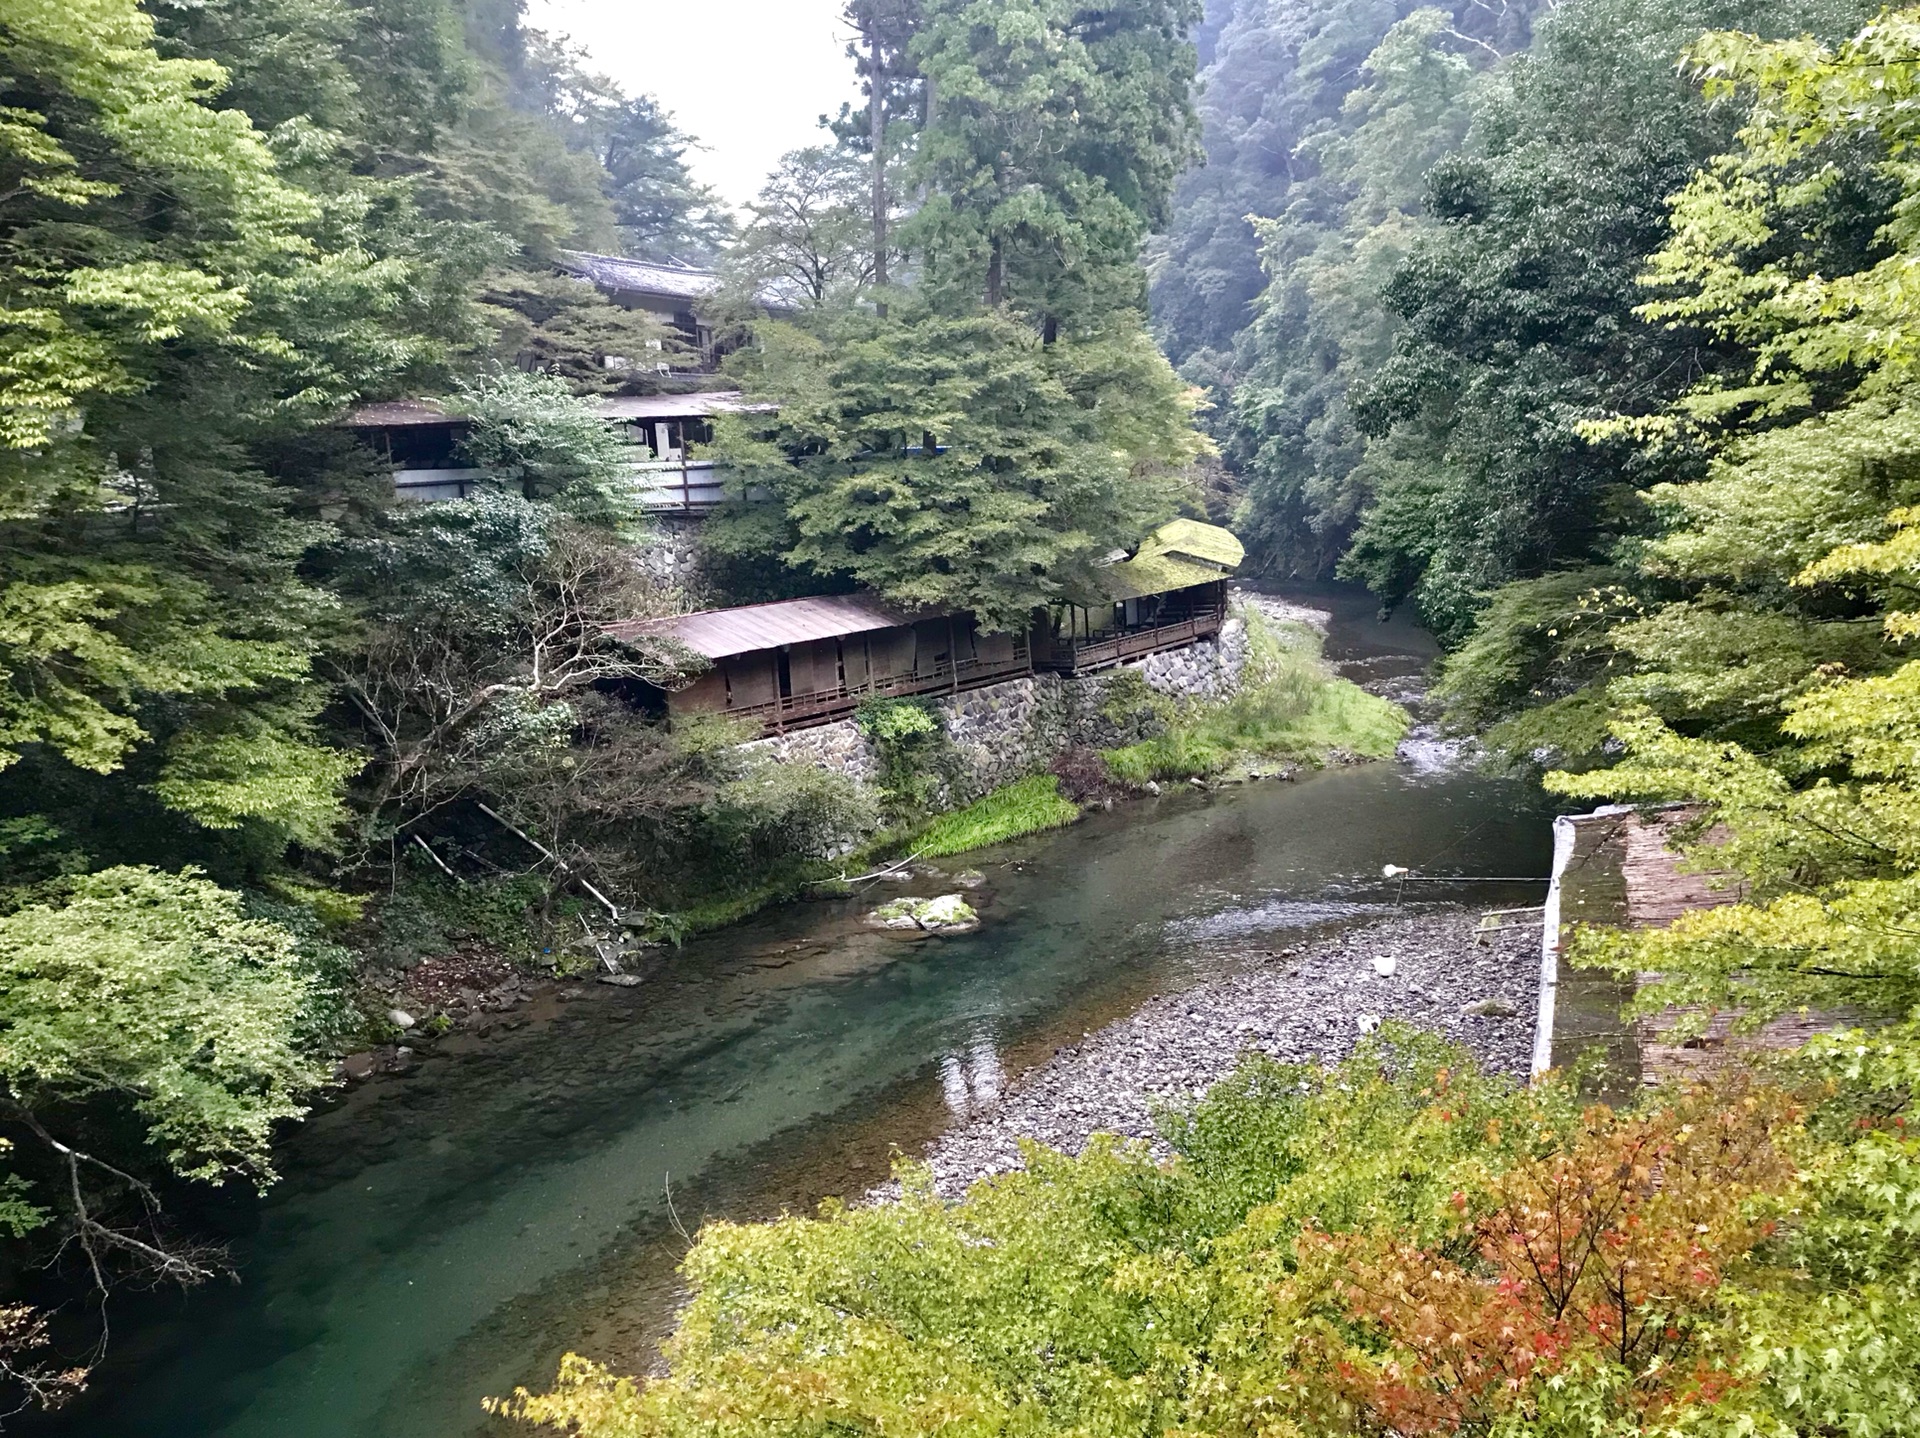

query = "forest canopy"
[
  {"left": 0, "top": 0, "right": 1215, "bottom": 1401},
  {"left": 0, "top": 0, "right": 756, "bottom": 1396},
  {"left": 13, "top": 0, "right": 1920, "bottom": 1425}
]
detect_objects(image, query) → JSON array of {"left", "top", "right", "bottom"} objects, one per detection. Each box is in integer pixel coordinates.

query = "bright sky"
[{"left": 529, "top": 0, "right": 861, "bottom": 212}]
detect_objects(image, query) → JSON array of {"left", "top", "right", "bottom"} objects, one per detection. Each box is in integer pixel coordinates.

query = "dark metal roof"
[
  {"left": 342, "top": 399, "right": 466, "bottom": 428},
  {"left": 605, "top": 594, "right": 924, "bottom": 660},
  {"left": 600, "top": 392, "right": 771, "bottom": 420},
  {"left": 556, "top": 250, "right": 720, "bottom": 304}
]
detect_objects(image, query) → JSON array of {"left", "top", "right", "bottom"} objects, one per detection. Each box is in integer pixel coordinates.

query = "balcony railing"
[
  {"left": 389, "top": 458, "right": 764, "bottom": 511},
  {"left": 630, "top": 458, "right": 729, "bottom": 511},
  {"left": 1042, "top": 611, "right": 1223, "bottom": 675},
  {"left": 720, "top": 641, "right": 1033, "bottom": 735},
  {"left": 393, "top": 467, "right": 488, "bottom": 501}
]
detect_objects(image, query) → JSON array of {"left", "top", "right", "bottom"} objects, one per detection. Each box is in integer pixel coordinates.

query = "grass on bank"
[
  {"left": 1103, "top": 615, "right": 1406, "bottom": 784},
  {"left": 643, "top": 776, "right": 1084, "bottom": 936},
  {"left": 912, "top": 774, "right": 1082, "bottom": 857}
]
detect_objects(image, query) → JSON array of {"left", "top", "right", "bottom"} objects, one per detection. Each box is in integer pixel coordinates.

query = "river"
[{"left": 36, "top": 588, "right": 1556, "bottom": 1438}]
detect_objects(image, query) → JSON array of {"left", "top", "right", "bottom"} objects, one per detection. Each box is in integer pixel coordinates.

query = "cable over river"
[{"left": 35, "top": 589, "right": 1556, "bottom": 1438}]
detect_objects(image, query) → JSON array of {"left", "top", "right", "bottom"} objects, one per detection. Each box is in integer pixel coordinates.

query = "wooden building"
[
  {"left": 340, "top": 392, "right": 762, "bottom": 511},
  {"left": 606, "top": 595, "right": 1033, "bottom": 734},
  {"left": 1033, "top": 519, "right": 1244, "bottom": 676},
  {"left": 554, "top": 250, "right": 722, "bottom": 362},
  {"left": 609, "top": 520, "right": 1247, "bottom": 738}
]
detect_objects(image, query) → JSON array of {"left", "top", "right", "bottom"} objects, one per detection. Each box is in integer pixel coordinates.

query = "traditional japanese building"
[
  {"left": 339, "top": 391, "right": 762, "bottom": 511},
  {"left": 553, "top": 250, "right": 722, "bottom": 361},
  {"left": 605, "top": 595, "right": 1033, "bottom": 733},
  {"left": 1033, "top": 519, "right": 1244, "bottom": 676},
  {"left": 610, "top": 519, "right": 1246, "bottom": 737}
]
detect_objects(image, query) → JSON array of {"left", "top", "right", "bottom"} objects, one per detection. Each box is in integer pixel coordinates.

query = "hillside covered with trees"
[
  {"left": 12, "top": 0, "right": 1920, "bottom": 1427},
  {"left": 0, "top": 0, "right": 809, "bottom": 1398},
  {"left": 0, "top": 0, "right": 1242, "bottom": 1403},
  {"left": 517, "top": 1, "right": 1920, "bottom": 1433}
]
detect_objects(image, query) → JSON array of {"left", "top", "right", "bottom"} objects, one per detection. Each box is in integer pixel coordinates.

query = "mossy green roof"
[
  {"left": 1101, "top": 552, "right": 1229, "bottom": 600},
  {"left": 1095, "top": 519, "right": 1242, "bottom": 601},
  {"left": 1137, "top": 518, "right": 1244, "bottom": 571}
]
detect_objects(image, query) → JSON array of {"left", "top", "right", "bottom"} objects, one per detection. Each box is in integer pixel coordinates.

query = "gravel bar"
[{"left": 918, "top": 909, "right": 1539, "bottom": 1197}]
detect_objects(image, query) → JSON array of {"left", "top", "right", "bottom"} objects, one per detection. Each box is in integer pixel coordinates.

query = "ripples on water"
[{"left": 1167, "top": 896, "right": 1402, "bottom": 942}]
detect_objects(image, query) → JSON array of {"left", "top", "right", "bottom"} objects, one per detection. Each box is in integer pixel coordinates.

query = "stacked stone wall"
[
  {"left": 742, "top": 716, "right": 879, "bottom": 783},
  {"left": 631, "top": 513, "right": 710, "bottom": 596}
]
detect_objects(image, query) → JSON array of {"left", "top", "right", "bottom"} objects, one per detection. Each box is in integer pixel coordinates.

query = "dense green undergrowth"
[
  {"left": 1104, "top": 616, "right": 1406, "bottom": 784},
  {"left": 504, "top": 1023, "right": 1920, "bottom": 1438},
  {"left": 911, "top": 775, "right": 1083, "bottom": 857}
]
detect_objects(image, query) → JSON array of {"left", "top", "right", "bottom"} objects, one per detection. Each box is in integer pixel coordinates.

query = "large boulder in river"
[{"left": 869, "top": 894, "right": 979, "bottom": 934}]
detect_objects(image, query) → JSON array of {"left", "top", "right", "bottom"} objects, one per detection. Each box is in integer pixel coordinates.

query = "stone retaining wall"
[
  {"left": 750, "top": 614, "right": 1250, "bottom": 804},
  {"left": 742, "top": 716, "right": 878, "bottom": 784},
  {"left": 631, "top": 513, "right": 709, "bottom": 595},
  {"left": 1134, "top": 615, "right": 1249, "bottom": 700}
]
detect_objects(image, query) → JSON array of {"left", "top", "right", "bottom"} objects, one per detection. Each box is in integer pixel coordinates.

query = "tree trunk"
[
  {"left": 986, "top": 236, "right": 1004, "bottom": 308},
  {"left": 869, "top": 22, "right": 889, "bottom": 317}
]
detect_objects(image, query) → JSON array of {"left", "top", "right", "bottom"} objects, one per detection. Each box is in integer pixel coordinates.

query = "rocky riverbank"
[{"left": 915, "top": 908, "right": 1539, "bottom": 1197}]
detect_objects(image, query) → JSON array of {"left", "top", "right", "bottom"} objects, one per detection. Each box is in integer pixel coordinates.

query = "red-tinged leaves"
[{"left": 1307, "top": 1083, "right": 1803, "bottom": 1434}]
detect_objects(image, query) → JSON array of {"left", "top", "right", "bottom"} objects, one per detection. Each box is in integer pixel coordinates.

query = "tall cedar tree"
[{"left": 714, "top": 0, "right": 1209, "bottom": 626}]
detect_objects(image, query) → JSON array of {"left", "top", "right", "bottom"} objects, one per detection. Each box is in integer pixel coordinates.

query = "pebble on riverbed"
[{"left": 909, "top": 909, "right": 1539, "bottom": 1198}]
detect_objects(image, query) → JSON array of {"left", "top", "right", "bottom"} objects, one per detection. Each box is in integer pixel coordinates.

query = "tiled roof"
[
  {"left": 556, "top": 250, "right": 721, "bottom": 304},
  {"left": 605, "top": 594, "right": 924, "bottom": 660}
]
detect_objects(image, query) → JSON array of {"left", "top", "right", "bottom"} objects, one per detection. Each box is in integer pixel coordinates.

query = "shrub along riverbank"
[
  {"left": 340, "top": 609, "right": 1409, "bottom": 977},
  {"left": 502, "top": 1021, "right": 1917, "bottom": 1438},
  {"left": 1102, "top": 612, "right": 1406, "bottom": 786},
  {"left": 911, "top": 775, "right": 1084, "bottom": 858},
  {"left": 591, "top": 615, "right": 1406, "bottom": 945}
]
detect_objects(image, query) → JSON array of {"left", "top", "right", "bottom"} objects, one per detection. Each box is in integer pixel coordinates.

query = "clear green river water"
[{"left": 36, "top": 590, "right": 1556, "bottom": 1438}]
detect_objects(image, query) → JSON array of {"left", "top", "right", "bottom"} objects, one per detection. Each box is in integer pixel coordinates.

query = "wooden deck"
[
  {"left": 1040, "top": 611, "right": 1222, "bottom": 675},
  {"left": 1545, "top": 806, "right": 1850, "bottom": 1090}
]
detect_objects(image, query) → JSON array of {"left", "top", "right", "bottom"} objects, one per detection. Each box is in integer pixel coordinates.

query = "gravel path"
[{"left": 917, "top": 909, "right": 1539, "bottom": 1197}]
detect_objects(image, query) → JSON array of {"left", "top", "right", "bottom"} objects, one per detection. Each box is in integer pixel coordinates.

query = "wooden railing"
[
  {"left": 1043, "top": 611, "right": 1223, "bottom": 675},
  {"left": 629, "top": 458, "right": 729, "bottom": 511},
  {"left": 724, "top": 642, "right": 1033, "bottom": 734}
]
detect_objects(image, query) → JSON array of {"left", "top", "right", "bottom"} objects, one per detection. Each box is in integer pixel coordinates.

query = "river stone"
[
  {"left": 899, "top": 910, "right": 1541, "bottom": 1201},
  {"left": 869, "top": 894, "right": 980, "bottom": 934}
]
